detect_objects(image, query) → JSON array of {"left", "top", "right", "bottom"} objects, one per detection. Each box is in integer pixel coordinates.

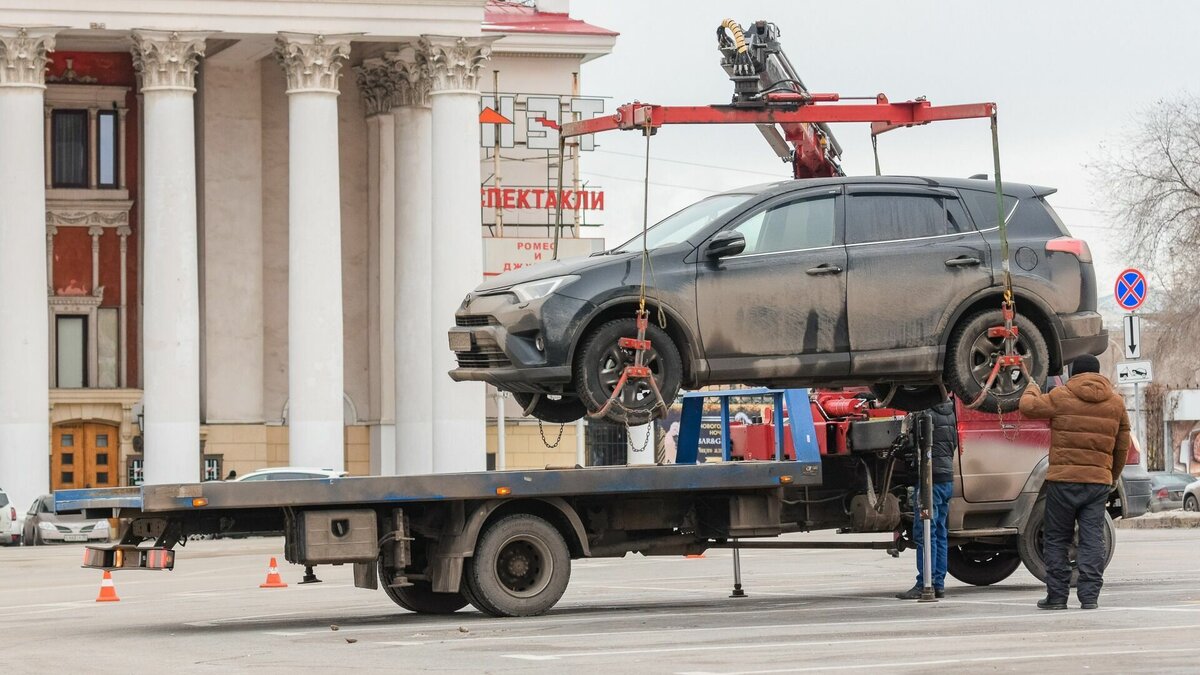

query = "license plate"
[
  {"left": 64, "top": 534, "right": 86, "bottom": 542},
  {"left": 448, "top": 330, "right": 474, "bottom": 353}
]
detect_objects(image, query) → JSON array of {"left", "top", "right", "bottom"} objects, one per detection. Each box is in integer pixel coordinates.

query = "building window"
[
  {"left": 56, "top": 315, "right": 87, "bottom": 388},
  {"left": 97, "top": 110, "right": 118, "bottom": 188},
  {"left": 52, "top": 109, "right": 89, "bottom": 188}
]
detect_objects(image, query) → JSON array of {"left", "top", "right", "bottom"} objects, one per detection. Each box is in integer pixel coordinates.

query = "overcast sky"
[{"left": 573, "top": 0, "right": 1200, "bottom": 300}]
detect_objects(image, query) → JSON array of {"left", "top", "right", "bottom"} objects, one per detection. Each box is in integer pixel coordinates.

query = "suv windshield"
[{"left": 613, "top": 194, "right": 751, "bottom": 253}]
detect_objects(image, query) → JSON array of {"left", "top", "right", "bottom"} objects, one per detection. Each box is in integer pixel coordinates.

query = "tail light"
[
  {"left": 1155, "top": 488, "right": 1168, "bottom": 499},
  {"left": 1126, "top": 442, "right": 1140, "bottom": 466},
  {"left": 1046, "top": 237, "right": 1093, "bottom": 263},
  {"left": 8, "top": 507, "right": 14, "bottom": 521}
]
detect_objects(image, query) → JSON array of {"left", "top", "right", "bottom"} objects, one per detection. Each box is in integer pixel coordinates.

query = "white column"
[
  {"left": 275, "top": 32, "right": 354, "bottom": 470},
  {"left": 0, "top": 26, "right": 61, "bottom": 512},
  {"left": 131, "top": 29, "right": 210, "bottom": 485},
  {"left": 389, "top": 47, "right": 435, "bottom": 475},
  {"left": 356, "top": 58, "right": 398, "bottom": 475},
  {"left": 421, "top": 36, "right": 496, "bottom": 474}
]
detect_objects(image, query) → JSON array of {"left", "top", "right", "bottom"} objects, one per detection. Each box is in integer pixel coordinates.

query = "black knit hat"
[{"left": 1072, "top": 354, "right": 1101, "bottom": 375}]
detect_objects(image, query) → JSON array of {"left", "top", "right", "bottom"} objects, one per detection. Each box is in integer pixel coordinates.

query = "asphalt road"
[{"left": 2, "top": 529, "right": 1198, "bottom": 674}]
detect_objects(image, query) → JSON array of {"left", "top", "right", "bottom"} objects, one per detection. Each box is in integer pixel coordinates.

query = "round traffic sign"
[{"left": 1114, "top": 268, "right": 1147, "bottom": 311}]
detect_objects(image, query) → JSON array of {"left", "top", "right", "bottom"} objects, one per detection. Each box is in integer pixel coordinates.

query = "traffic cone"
[
  {"left": 260, "top": 557, "right": 288, "bottom": 588},
  {"left": 95, "top": 570, "right": 120, "bottom": 602}
]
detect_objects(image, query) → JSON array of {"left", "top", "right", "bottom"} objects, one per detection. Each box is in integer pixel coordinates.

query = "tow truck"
[{"left": 57, "top": 20, "right": 1089, "bottom": 616}]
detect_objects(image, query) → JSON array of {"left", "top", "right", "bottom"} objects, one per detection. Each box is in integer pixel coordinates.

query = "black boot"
[
  {"left": 895, "top": 586, "right": 922, "bottom": 600},
  {"left": 1037, "top": 596, "right": 1067, "bottom": 610},
  {"left": 1080, "top": 600, "right": 1099, "bottom": 610}
]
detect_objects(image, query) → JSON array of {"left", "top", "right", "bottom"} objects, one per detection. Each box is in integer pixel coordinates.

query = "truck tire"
[
  {"left": 378, "top": 559, "right": 468, "bottom": 614},
  {"left": 869, "top": 384, "right": 945, "bottom": 412},
  {"left": 1018, "top": 497, "right": 1115, "bottom": 587},
  {"left": 574, "top": 318, "right": 682, "bottom": 426},
  {"left": 462, "top": 514, "right": 571, "bottom": 617},
  {"left": 512, "top": 393, "right": 587, "bottom": 424},
  {"left": 945, "top": 309, "right": 1048, "bottom": 414},
  {"left": 946, "top": 544, "right": 1021, "bottom": 586}
]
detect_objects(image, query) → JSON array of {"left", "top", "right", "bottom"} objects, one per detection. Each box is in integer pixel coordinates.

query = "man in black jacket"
[{"left": 897, "top": 397, "right": 957, "bottom": 599}]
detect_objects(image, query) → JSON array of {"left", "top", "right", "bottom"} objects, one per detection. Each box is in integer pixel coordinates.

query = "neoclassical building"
[{"left": 0, "top": 0, "right": 615, "bottom": 512}]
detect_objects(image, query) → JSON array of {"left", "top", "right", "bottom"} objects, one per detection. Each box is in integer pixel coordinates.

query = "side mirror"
[{"left": 705, "top": 230, "right": 745, "bottom": 259}]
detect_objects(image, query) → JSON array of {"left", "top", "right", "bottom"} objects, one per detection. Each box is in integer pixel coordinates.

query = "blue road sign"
[{"left": 1115, "top": 268, "right": 1147, "bottom": 311}]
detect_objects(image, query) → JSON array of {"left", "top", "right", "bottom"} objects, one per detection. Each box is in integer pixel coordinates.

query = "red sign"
[{"left": 480, "top": 187, "right": 604, "bottom": 211}]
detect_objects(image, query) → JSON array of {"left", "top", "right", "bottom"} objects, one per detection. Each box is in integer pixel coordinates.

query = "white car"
[
  {"left": 230, "top": 467, "right": 348, "bottom": 482},
  {"left": 1185, "top": 477, "right": 1200, "bottom": 512},
  {"left": 0, "top": 487, "right": 19, "bottom": 546}
]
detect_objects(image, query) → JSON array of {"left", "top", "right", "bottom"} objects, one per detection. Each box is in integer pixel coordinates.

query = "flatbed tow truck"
[{"left": 57, "top": 19, "right": 1061, "bottom": 616}]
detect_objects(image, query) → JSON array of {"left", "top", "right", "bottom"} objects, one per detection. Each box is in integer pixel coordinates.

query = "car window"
[
  {"left": 268, "top": 472, "right": 320, "bottom": 480},
  {"left": 732, "top": 196, "right": 836, "bottom": 255},
  {"left": 0, "top": 492, "right": 8, "bottom": 508},
  {"left": 238, "top": 473, "right": 271, "bottom": 482},
  {"left": 28, "top": 500, "right": 39, "bottom": 516},
  {"left": 614, "top": 194, "right": 752, "bottom": 253},
  {"left": 40, "top": 497, "right": 54, "bottom": 514},
  {"left": 960, "top": 189, "right": 1019, "bottom": 230},
  {"left": 946, "top": 199, "right": 972, "bottom": 234},
  {"left": 846, "top": 194, "right": 959, "bottom": 244}
]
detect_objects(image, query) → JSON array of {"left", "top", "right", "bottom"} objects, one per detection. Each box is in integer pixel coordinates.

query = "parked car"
[
  {"left": 1148, "top": 471, "right": 1199, "bottom": 512},
  {"left": 22, "top": 494, "right": 110, "bottom": 545},
  {"left": 231, "top": 467, "right": 348, "bottom": 482},
  {"left": 1184, "top": 478, "right": 1200, "bottom": 512},
  {"left": 450, "top": 176, "right": 1106, "bottom": 424},
  {"left": 0, "top": 487, "right": 19, "bottom": 546}
]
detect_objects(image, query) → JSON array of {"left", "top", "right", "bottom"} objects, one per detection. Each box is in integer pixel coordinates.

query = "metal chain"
[{"left": 538, "top": 418, "right": 565, "bottom": 449}]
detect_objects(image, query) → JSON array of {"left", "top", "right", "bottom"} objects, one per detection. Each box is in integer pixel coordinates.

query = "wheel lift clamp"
[{"left": 551, "top": 94, "right": 1025, "bottom": 415}]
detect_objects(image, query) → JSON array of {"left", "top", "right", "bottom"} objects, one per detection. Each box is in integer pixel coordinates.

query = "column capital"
[
  {"left": 385, "top": 46, "right": 430, "bottom": 108},
  {"left": 275, "top": 32, "right": 356, "bottom": 95},
  {"left": 0, "top": 26, "right": 64, "bottom": 89},
  {"left": 354, "top": 57, "right": 400, "bottom": 117},
  {"left": 131, "top": 29, "right": 212, "bottom": 93},
  {"left": 417, "top": 35, "right": 498, "bottom": 95}
]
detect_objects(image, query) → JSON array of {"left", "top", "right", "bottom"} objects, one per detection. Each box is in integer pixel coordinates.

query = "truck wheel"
[
  {"left": 946, "top": 544, "right": 1021, "bottom": 585},
  {"left": 1018, "top": 497, "right": 1115, "bottom": 587},
  {"left": 945, "top": 309, "right": 1048, "bottom": 414},
  {"left": 574, "top": 317, "right": 682, "bottom": 426},
  {"left": 869, "top": 384, "right": 945, "bottom": 412},
  {"left": 462, "top": 514, "right": 571, "bottom": 617},
  {"left": 378, "top": 560, "right": 468, "bottom": 614},
  {"left": 512, "top": 393, "right": 587, "bottom": 424}
]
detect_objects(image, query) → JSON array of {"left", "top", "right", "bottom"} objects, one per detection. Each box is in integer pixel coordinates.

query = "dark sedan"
[{"left": 450, "top": 176, "right": 1106, "bottom": 424}]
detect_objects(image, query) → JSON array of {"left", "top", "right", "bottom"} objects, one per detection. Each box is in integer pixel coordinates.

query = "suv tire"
[
  {"left": 574, "top": 318, "right": 682, "bottom": 426},
  {"left": 946, "top": 308, "right": 1049, "bottom": 414},
  {"left": 512, "top": 393, "right": 588, "bottom": 424},
  {"left": 946, "top": 544, "right": 1021, "bottom": 586},
  {"left": 1018, "top": 496, "right": 1115, "bottom": 586}
]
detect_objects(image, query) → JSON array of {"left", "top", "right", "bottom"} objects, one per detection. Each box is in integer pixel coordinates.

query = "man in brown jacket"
[{"left": 1020, "top": 354, "right": 1131, "bottom": 610}]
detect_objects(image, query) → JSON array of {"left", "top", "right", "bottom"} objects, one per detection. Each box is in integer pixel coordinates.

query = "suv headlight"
[{"left": 510, "top": 275, "right": 579, "bottom": 303}]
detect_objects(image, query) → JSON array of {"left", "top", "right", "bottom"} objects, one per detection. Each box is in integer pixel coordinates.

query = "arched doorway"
[{"left": 52, "top": 422, "right": 120, "bottom": 490}]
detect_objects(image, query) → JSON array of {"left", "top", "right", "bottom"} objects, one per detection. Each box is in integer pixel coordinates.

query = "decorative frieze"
[
  {"left": 417, "top": 35, "right": 497, "bottom": 94},
  {"left": 45, "top": 199, "right": 134, "bottom": 228},
  {"left": 275, "top": 32, "right": 355, "bottom": 94},
  {"left": 0, "top": 26, "right": 62, "bottom": 88},
  {"left": 130, "top": 30, "right": 211, "bottom": 92}
]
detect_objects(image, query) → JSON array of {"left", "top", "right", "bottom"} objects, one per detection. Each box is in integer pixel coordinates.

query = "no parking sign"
[{"left": 1114, "top": 268, "right": 1147, "bottom": 311}]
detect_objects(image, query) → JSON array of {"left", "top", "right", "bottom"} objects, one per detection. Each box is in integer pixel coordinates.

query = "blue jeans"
[{"left": 914, "top": 481, "right": 954, "bottom": 589}]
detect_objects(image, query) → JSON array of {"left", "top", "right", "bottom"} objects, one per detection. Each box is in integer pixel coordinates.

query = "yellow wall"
[
  {"left": 201, "top": 424, "right": 372, "bottom": 477},
  {"left": 487, "top": 421, "right": 581, "bottom": 469}
]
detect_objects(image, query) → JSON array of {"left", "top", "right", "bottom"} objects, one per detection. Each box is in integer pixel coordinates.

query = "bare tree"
[{"left": 1093, "top": 95, "right": 1200, "bottom": 385}]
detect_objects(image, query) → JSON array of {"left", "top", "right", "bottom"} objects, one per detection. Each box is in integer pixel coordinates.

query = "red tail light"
[
  {"left": 8, "top": 507, "right": 14, "bottom": 521},
  {"left": 1155, "top": 488, "right": 1168, "bottom": 499},
  {"left": 1046, "top": 237, "right": 1093, "bottom": 263},
  {"left": 1126, "top": 442, "right": 1140, "bottom": 466}
]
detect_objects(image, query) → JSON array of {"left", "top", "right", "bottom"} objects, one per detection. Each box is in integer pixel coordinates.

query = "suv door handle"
[
  {"left": 806, "top": 264, "right": 843, "bottom": 276},
  {"left": 945, "top": 256, "right": 982, "bottom": 268}
]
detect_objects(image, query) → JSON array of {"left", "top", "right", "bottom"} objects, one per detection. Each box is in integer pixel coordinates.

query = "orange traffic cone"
[
  {"left": 95, "top": 570, "right": 120, "bottom": 602},
  {"left": 260, "top": 557, "right": 288, "bottom": 588}
]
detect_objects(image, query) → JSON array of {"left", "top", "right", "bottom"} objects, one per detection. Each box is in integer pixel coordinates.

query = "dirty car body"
[{"left": 449, "top": 176, "right": 1107, "bottom": 421}]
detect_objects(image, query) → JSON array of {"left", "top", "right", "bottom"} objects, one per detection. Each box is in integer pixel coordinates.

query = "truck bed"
[{"left": 55, "top": 460, "right": 819, "bottom": 516}]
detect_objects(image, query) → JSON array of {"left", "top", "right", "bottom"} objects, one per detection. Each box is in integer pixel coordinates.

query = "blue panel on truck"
[{"left": 56, "top": 487, "right": 143, "bottom": 513}]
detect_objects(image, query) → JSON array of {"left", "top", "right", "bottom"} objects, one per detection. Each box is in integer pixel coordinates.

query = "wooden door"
[{"left": 51, "top": 423, "right": 119, "bottom": 490}]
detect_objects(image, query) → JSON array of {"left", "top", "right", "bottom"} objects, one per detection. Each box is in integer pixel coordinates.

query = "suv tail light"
[
  {"left": 1126, "top": 442, "right": 1140, "bottom": 466},
  {"left": 1046, "top": 237, "right": 1093, "bottom": 263},
  {"left": 8, "top": 507, "right": 14, "bottom": 521}
]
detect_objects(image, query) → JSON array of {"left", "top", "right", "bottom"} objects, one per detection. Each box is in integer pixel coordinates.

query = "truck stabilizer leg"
[{"left": 729, "top": 538, "right": 747, "bottom": 598}]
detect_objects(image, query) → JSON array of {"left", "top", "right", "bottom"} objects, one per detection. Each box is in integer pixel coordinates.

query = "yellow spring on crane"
[{"left": 720, "top": 19, "right": 747, "bottom": 54}]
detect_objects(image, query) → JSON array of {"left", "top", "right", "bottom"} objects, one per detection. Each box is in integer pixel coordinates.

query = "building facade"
[{"left": 0, "top": 0, "right": 614, "bottom": 512}]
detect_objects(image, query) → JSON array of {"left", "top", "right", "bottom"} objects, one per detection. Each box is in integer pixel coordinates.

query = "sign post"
[{"left": 1115, "top": 267, "right": 1150, "bottom": 466}]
